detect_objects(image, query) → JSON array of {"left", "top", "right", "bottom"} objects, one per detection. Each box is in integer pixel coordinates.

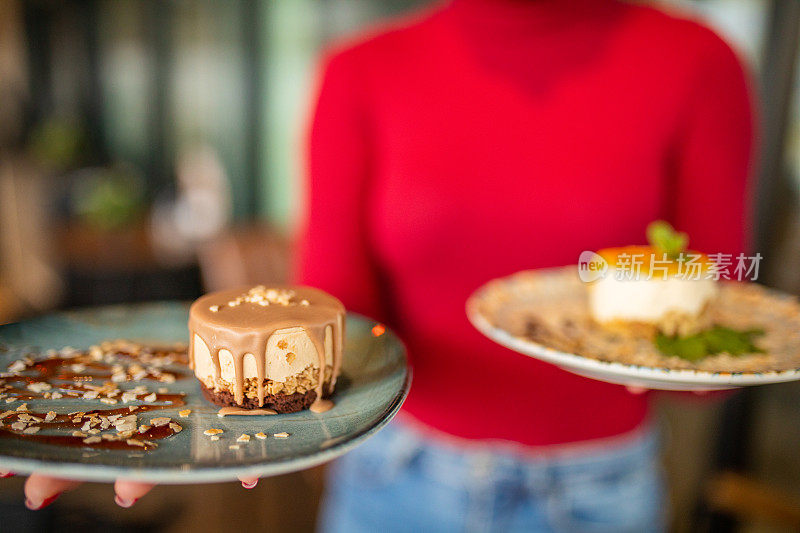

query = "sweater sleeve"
[
  {"left": 292, "top": 51, "right": 386, "bottom": 321},
  {"left": 669, "top": 31, "right": 756, "bottom": 257}
]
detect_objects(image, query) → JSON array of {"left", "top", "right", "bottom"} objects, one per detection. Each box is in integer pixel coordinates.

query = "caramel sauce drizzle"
[
  {"left": 0, "top": 343, "right": 188, "bottom": 451},
  {"left": 188, "top": 286, "right": 345, "bottom": 412}
]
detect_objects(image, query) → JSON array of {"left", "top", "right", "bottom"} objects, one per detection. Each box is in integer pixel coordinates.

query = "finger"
[
  {"left": 114, "top": 479, "right": 156, "bottom": 508},
  {"left": 237, "top": 474, "right": 258, "bottom": 489},
  {"left": 24, "top": 474, "right": 82, "bottom": 510},
  {"left": 626, "top": 385, "right": 648, "bottom": 395}
]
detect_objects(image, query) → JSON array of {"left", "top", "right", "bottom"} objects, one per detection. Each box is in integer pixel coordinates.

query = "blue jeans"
[{"left": 319, "top": 421, "right": 665, "bottom": 533}]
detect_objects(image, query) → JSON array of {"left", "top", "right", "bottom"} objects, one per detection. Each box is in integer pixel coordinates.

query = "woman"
[
  {"left": 14, "top": 0, "right": 752, "bottom": 530},
  {"left": 298, "top": 0, "right": 752, "bottom": 531}
]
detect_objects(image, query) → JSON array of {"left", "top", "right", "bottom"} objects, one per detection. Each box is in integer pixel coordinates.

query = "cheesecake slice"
[
  {"left": 188, "top": 286, "right": 344, "bottom": 413},
  {"left": 587, "top": 222, "right": 720, "bottom": 336}
]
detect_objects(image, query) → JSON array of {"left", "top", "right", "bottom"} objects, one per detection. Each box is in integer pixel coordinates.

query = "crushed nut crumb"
[{"left": 149, "top": 417, "right": 170, "bottom": 427}]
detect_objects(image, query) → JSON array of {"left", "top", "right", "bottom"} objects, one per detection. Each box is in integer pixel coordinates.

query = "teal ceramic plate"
[{"left": 0, "top": 303, "right": 409, "bottom": 483}]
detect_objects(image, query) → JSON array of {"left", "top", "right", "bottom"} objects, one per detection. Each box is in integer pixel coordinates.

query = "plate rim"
[
  {"left": 466, "top": 268, "right": 800, "bottom": 388},
  {"left": 0, "top": 305, "right": 412, "bottom": 483}
]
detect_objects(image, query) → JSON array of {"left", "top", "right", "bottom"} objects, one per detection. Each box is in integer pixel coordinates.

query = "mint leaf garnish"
[
  {"left": 655, "top": 326, "right": 764, "bottom": 361},
  {"left": 646, "top": 220, "right": 688, "bottom": 259}
]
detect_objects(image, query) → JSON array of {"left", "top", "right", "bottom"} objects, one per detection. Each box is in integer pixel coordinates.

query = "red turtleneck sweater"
[{"left": 296, "top": 0, "right": 754, "bottom": 446}]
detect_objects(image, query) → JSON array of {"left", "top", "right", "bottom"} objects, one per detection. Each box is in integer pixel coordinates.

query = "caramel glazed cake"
[{"left": 188, "top": 286, "right": 345, "bottom": 414}]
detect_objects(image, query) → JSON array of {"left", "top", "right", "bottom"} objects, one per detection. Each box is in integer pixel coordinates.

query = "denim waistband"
[{"left": 370, "top": 419, "right": 659, "bottom": 491}]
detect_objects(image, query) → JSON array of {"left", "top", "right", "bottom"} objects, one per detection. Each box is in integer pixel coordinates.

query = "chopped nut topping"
[
  {"left": 150, "top": 417, "right": 171, "bottom": 427},
  {"left": 143, "top": 392, "right": 157, "bottom": 403},
  {"left": 27, "top": 382, "right": 51, "bottom": 393},
  {"left": 169, "top": 422, "right": 182, "bottom": 433},
  {"left": 273, "top": 432, "right": 290, "bottom": 438},
  {"left": 127, "top": 439, "right": 146, "bottom": 447},
  {"left": 228, "top": 444, "right": 240, "bottom": 450},
  {"left": 255, "top": 432, "right": 268, "bottom": 440},
  {"left": 82, "top": 436, "right": 102, "bottom": 444},
  {"left": 204, "top": 428, "right": 223, "bottom": 436},
  {"left": 8, "top": 360, "right": 26, "bottom": 372},
  {"left": 236, "top": 433, "right": 250, "bottom": 443},
  {"left": 121, "top": 391, "right": 138, "bottom": 403},
  {"left": 50, "top": 392, "right": 63, "bottom": 399},
  {"left": 179, "top": 409, "right": 191, "bottom": 417},
  {"left": 23, "top": 426, "right": 40, "bottom": 434},
  {"left": 138, "top": 425, "right": 151, "bottom": 434},
  {"left": 16, "top": 403, "right": 27, "bottom": 412},
  {"left": 44, "top": 411, "right": 56, "bottom": 422}
]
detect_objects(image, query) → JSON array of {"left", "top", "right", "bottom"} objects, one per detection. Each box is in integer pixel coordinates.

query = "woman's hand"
[{"left": 2, "top": 472, "right": 260, "bottom": 509}]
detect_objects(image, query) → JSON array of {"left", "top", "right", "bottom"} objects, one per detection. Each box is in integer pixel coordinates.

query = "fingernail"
[
  {"left": 114, "top": 494, "right": 138, "bottom": 508},
  {"left": 25, "top": 494, "right": 59, "bottom": 510},
  {"left": 0, "top": 471, "right": 15, "bottom": 478},
  {"left": 241, "top": 480, "right": 258, "bottom": 489}
]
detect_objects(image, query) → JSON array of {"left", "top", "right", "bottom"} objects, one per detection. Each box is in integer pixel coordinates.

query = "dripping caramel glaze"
[{"left": 188, "top": 286, "right": 345, "bottom": 412}]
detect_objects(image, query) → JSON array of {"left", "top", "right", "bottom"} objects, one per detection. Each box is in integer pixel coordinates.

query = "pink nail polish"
[
  {"left": 114, "top": 494, "right": 138, "bottom": 508},
  {"left": 241, "top": 480, "right": 258, "bottom": 489}
]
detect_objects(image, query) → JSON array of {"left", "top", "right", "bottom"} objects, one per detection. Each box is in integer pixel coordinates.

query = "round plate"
[
  {"left": 0, "top": 303, "right": 410, "bottom": 483},
  {"left": 467, "top": 267, "right": 800, "bottom": 391}
]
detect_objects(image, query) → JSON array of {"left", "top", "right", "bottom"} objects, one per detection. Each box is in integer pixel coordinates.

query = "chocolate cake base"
[{"left": 199, "top": 381, "right": 330, "bottom": 413}]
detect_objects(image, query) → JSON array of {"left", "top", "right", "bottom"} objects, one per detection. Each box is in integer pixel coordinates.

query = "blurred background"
[{"left": 1, "top": 0, "right": 800, "bottom": 531}]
